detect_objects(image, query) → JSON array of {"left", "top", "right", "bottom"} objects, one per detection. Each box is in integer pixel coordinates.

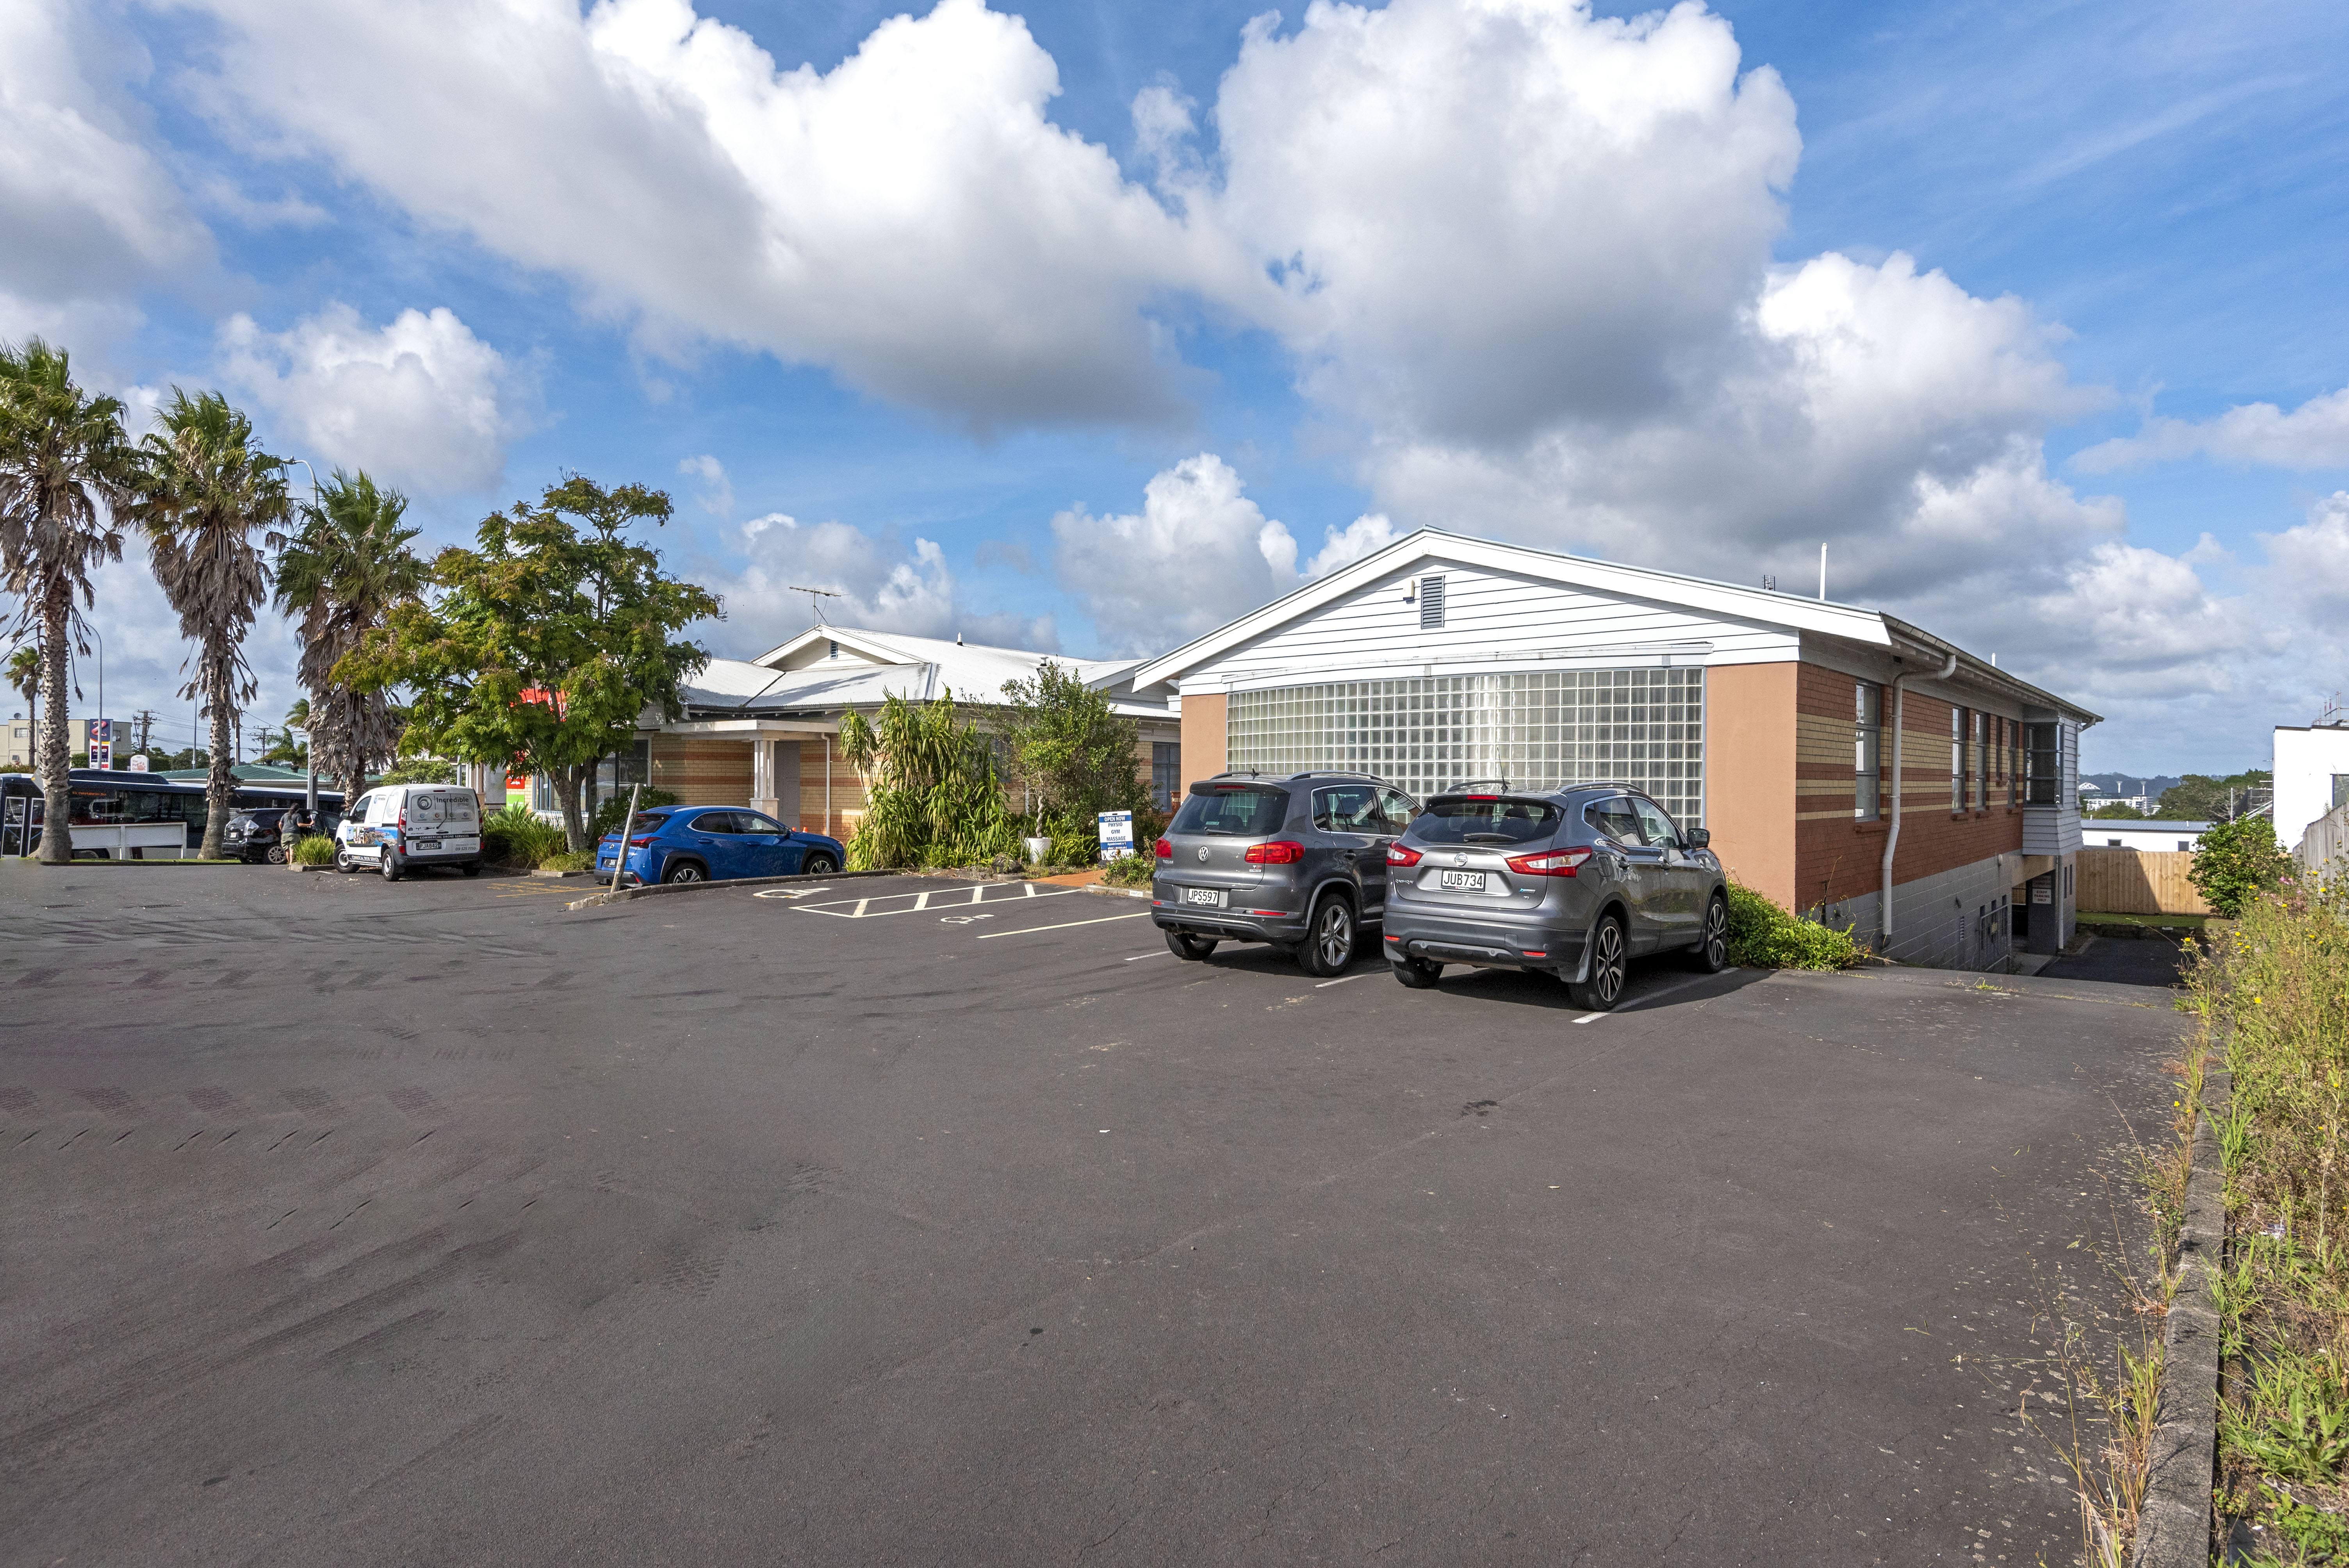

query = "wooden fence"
[{"left": 2077, "top": 847, "right": 2211, "bottom": 916}]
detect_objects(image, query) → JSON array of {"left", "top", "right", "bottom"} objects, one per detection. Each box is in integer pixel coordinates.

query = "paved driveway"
[{"left": 1, "top": 862, "right": 2187, "bottom": 1565}]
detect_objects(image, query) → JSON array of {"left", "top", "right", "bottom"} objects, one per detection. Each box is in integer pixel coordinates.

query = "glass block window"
[{"left": 1226, "top": 667, "right": 1704, "bottom": 825}]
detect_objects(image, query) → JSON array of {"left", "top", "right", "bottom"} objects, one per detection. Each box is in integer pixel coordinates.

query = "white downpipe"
[{"left": 1880, "top": 648, "right": 1959, "bottom": 951}]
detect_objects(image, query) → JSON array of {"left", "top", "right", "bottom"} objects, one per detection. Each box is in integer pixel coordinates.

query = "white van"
[{"left": 335, "top": 784, "right": 485, "bottom": 880}]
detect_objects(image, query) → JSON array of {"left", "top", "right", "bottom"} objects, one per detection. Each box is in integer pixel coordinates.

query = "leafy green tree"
[
  {"left": 2088, "top": 803, "right": 2147, "bottom": 820},
  {"left": 838, "top": 690, "right": 1018, "bottom": 869},
  {"left": 0, "top": 338, "right": 138, "bottom": 862},
  {"left": 128, "top": 389, "right": 291, "bottom": 858},
  {"left": 2190, "top": 815, "right": 2296, "bottom": 918},
  {"left": 996, "top": 659, "right": 1149, "bottom": 836},
  {"left": 274, "top": 470, "right": 425, "bottom": 806},
  {"left": 2158, "top": 770, "right": 2274, "bottom": 822},
  {"left": 342, "top": 476, "right": 719, "bottom": 852}
]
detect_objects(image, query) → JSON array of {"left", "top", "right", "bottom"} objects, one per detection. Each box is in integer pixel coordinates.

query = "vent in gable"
[{"left": 1419, "top": 574, "right": 1447, "bottom": 631}]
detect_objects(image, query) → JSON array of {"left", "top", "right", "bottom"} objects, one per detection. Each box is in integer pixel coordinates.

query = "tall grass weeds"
[
  {"left": 482, "top": 802, "right": 568, "bottom": 868},
  {"left": 2188, "top": 861, "right": 2349, "bottom": 1561}
]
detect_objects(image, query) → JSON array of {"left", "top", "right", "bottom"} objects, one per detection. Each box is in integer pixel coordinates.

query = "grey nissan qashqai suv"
[
  {"left": 1380, "top": 782, "right": 1729, "bottom": 1011},
  {"left": 1151, "top": 771, "right": 1419, "bottom": 977}
]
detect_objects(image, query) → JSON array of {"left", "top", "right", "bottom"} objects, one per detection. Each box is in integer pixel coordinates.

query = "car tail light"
[
  {"left": 397, "top": 810, "right": 407, "bottom": 830},
  {"left": 1506, "top": 846, "right": 1593, "bottom": 877},
  {"left": 1387, "top": 843, "right": 1422, "bottom": 867},
  {"left": 627, "top": 835, "right": 657, "bottom": 847},
  {"left": 1154, "top": 837, "right": 1172, "bottom": 859},
  {"left": 1244, "top": 840, "right": 1304, "bottom": 864}
]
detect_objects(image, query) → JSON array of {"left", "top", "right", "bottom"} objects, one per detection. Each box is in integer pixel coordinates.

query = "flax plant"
[{"left": 837, "top": 691, "right": 1020, "bottom": 870}]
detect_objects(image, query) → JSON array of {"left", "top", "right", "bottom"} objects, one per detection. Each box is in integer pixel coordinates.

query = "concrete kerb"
[{"left": 2132, "top": 1067, "right": 2228, "bottom": 1568}]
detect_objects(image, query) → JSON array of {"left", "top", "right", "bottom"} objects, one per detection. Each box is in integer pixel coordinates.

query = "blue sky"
[{"left": 7, "top": 0, "right": 2346, "bottom": 773}]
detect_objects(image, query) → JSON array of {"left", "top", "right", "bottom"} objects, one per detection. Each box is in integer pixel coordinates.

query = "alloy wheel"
[
  {"left": 1592, "top": 919, "right": 1625, "bottom": 1005},
  {"left": 1705, "top": 900, "right": 1728, "bottom": 968},
  {"left": 1315, "top": 900, "right": 1353, "bottom": 969}
]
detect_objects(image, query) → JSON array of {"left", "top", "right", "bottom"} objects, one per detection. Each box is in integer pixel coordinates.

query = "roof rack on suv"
[
  {"left": 1556, "top": 780, "right": 1642, "bottom": 794},
  {"left": 1437, "top": 778, "right": 1511, "bottom": 795}
]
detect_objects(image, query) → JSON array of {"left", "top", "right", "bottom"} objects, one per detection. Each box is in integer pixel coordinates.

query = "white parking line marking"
[
  {"left": 974, "top": 912, "right": 1151, "bottom": 939},
  {"left": 1572, "top": 1011, "right": 1606, "bottom": 1024},
  {"left": 1314, "top": 971, "right": 1374, "bottom": 987},
  {"left": 750, "top": 886, "right": 831, "bottom": 899},
  {"left": 793, "top": 885, "right": 1084, "bottom": 918},
  {"left": 1124, "top": 950, "right": 1170, "bottom": 961}
]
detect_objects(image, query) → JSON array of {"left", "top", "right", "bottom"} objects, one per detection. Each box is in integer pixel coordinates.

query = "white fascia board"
[
  {"left": 1875, "top": 617, "right": 2102, "bottom": 727},
  {"left": 749, "top": 625, "right": 919, "bottom": 670},
  {"left": 1130, "top": 528, "right": 1892, "bottom": 689},
  {"left": 658, "top": 718, "right": 841, "bottom": 736}
]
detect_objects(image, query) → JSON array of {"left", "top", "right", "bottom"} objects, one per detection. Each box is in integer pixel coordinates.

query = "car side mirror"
[{"left": 1686, "top": 827, "right": 1711, "bottom": 850}]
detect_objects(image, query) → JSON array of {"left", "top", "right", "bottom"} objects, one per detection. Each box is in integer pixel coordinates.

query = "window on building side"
[
  {"left": 1854, "top": 682, "right": 1881, "bottom": 820},
  {"left": 1151, "top": 742, "right": 1182, "bottom": 811},
  {"left": 1419, "top": 575, "right": 1447, "bottom": 631},
  {"left": 1952, "top": 708, "right": 1966, "bottom": 815},
  {"left": 2025, "top": 723, "right": 2059, "bottom": 805},
  {"left": 1973, "top": 711, "right": 1987, "bottom": 810},
  {"left": 2334, "top": 773, "right": 2349, "bottom": 811}
]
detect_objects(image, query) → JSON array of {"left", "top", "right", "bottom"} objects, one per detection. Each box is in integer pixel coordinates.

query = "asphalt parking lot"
[{"left": 3, "top": 860, "right": 2187, "bottom": 1565}]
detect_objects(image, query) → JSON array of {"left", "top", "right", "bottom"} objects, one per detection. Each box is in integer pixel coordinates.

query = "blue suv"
[{"left": 595, "top": 806, "right": 844, "bottom": 886}]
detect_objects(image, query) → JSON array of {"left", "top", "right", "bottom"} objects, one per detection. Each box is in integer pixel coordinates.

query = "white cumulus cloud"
[
  {"left": 711, "top": 512, "right": 1056, "bottom": 656},
  {"left": 1052, "top": 453, "right": 1405, "bottom": 654},
  {"left": 2073, "top": 386, "right": 2349, "bottom": 473},
  {"left": 0, "top": 0, "right": 211, "bottom": 359},
  {"left": 218, "top": 304, "right": 519, "bottom": 496},
  {"left": 185, "top": 0, "right": 1265, "bottom": 428}
]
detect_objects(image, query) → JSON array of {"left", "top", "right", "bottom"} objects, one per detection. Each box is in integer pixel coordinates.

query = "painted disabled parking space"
[{"left": 762, "top": 879, "right": 1089, "bottom": 923}]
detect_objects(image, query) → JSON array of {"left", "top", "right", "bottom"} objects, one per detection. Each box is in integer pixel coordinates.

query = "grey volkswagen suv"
[
  {"left": 1151, "top": 772, "right": 1417, "bottom": 976},
  {"left": 1380, "top": 782, "right": 1729, "bottom": 1011}
]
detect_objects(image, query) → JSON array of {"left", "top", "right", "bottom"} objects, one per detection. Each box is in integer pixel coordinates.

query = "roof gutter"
[{"left": 1880, "top": 640, "right": 1959, "bottom": 953}]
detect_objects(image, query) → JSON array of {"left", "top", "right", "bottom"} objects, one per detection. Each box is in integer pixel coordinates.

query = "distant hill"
[{"left": 2083, "top": 773, "right": 2181, "bottom": 799}]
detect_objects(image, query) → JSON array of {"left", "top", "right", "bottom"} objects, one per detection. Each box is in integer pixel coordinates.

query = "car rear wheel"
[
  {"left": 334, "top": 848, "right": 355, "bottom": 873},
  {"left": 1566, "top": 912, "right": 1627, "bottom": 1012},
  {"left": 1391, "top": 957, "right": 1442, "bottom": 989},
  {"left": 1691, "top": 893, "right": 1730, "bottom": 972},
  {"left": 1299, "top": 893, "right": 1356, "bottom": 977},
  {"left": 380, "top": 850, "right": 402, "bottom": 882},
  {"left": 265, "top": 845, "right": 287, "bottom": 865},
  {"left": 802, "top": 853, "right": 838, "bottom": 875},
  {"left": 662, "top": 860, "right": 706, "bottom": 885},
  {"left": 462, "top": 861, "right": 482, "bottom": 878},
  {"left": 1166, "top": 930, "right": 1218, "bottom": 960}
]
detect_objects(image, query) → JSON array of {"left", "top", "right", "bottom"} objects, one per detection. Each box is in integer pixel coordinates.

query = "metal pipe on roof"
[{"left": 1881, "top": 645, "right": 1958, "bottom": 952}]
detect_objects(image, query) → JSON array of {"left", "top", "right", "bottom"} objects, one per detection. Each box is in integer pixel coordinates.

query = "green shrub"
[
  {"left": 1723, "top": 883, "right": 1864, "bottom": 970},
  {"left": 591, "top": 789, "right": 679, "bottom": 838},
  {"left": 1101, "top": 850, "right": 1156, "bottom": 887},
  {"left": 542, "top": 850, "right": 595, "bottom": 873},
  {"left": 289, "top": 833, "right": 338, "bottom": 866},
  {"left": 2190, "top": 815, "right": 2295, "bottom": 918},
  {"left": 376, "top": 757, "right": 457, "bottom": 786},
  {"left": 481, "top": 802, "right": 568, "bottom": 868}
]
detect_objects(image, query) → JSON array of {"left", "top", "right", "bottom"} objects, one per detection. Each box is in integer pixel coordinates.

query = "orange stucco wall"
[
  {"left": 1179, "top": 692, "right": 1226, "bottom": 795},
  {"left": 1704, "top": 663, "right": 1798, "bottom": 909}
]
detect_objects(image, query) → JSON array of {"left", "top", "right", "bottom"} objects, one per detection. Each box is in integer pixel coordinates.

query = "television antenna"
[{"left": 788, "top": 584, "right": 843, "bottom": 627}]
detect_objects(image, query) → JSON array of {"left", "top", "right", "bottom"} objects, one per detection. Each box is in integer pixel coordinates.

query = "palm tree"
[
  {"left": 0, "top": 339, "right": 137, "bottom": 863},
  {"left": 129, "top": 390, "right": 290, "bottom": 859},
  {"left": 274, "top": 470, "right": 423, "bottom": 807},
  {"left": 7, "top": 645, "right": 37, "bottom": 773}
]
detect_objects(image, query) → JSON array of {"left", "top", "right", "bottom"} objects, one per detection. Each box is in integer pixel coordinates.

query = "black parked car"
[
  {"left": 223, "top": 808, "right": 296, "bottom": 863},
  {"left": 1150, "top": 771, "right": 1418, "bottom": 976},
  {"left": 1381, "top": 781, "right": 1729, "bottom": 1011}
]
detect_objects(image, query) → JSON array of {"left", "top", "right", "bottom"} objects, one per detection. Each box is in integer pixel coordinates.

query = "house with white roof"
[
  {"left": 1130, "top": 529, "right": 2101, "bottom": 968},
  {"left": 536, "top": 625, "right": 1177, "bottom": 839}
]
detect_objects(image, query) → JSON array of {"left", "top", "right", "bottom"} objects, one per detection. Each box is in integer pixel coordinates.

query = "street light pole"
[{"left": 287, "top": 456, "right": 323, "bottom": 820}]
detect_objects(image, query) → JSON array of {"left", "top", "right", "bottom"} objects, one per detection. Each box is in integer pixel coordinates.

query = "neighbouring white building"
[
  {"left": 2087, "top": 820, "right": 2210, "bottom": 853},
  {"left": 2275, "top": 704, "right": 2349, "bottom": 860}
]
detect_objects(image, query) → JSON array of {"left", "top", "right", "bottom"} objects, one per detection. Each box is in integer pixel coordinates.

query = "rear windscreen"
[
  {"left": 1413, "top": 798, "right": 1561, "bottom": 845},
  {"left": 442, "top": 793, "right": 477, "bottom": 823},
  {"left": 1171, "top": 787, "right": 1288, "bottom": 837}
]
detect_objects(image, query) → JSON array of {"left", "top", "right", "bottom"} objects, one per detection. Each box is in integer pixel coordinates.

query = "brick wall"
[
  {"left": 1793, "top": 664, "right": 2023, "bottom": 910},
  {"left": 649, "top": 736, "right": 754, "bottom": 811},
  {"left": 795, "top": 735, "right": 867, "bottom": 837}
]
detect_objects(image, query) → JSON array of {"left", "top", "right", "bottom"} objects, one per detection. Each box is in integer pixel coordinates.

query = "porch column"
[{"left": 750, "top": 737, "right": 780, "bottom": 820}]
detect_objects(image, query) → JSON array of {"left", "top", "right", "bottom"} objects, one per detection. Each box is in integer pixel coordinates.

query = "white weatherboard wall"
[
  {"left": 2276, "top": 726, "right": 2349, "bottom": 854},
  {"left": 2088, "top": 822, "right": 2209, "bottom": 853},
  {"left": 1172, "top": 561, "right": 1800, "bottom": 695}
]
